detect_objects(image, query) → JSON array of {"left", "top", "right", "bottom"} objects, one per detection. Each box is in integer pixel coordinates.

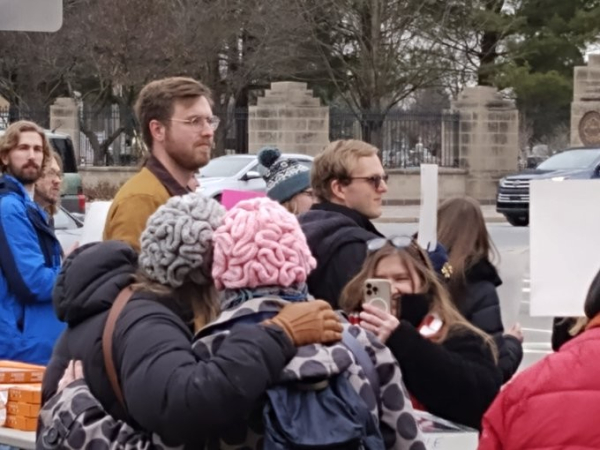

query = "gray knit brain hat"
[{"left": 139, "top": 193, "right": 225, "bottom": 288}]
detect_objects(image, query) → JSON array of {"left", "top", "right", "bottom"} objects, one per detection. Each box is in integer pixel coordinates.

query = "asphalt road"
[{"left": 377, "top": 222, "right": 551, "bottom": 371}]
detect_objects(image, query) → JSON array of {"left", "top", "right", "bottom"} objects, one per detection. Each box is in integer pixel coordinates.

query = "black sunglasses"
[{"left": 347, "top": 174, "right": 389, "bottom": 190}]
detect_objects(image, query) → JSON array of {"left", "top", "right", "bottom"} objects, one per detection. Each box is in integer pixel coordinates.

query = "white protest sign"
[
  {"left": 0, "top": 0, "right": 63, "bottom": 32},
  {"left": 417, "top": 164, "right": 438, "bottom": 251},
  {"left": 530, "top": 180, "right": 600, "bottom": 316},
  {"left": 79, "top": 201, "right": 112, "bottom": 246}
]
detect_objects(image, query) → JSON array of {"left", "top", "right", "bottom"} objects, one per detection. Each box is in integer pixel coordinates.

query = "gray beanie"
[
  {"left": 258, "top": 147, "right": 310, "bottom": 203},
  {"left": 139, "top": 193, "right": 225, "bottom": 288}
]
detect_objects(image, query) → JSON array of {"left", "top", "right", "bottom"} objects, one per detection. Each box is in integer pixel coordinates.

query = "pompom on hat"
[
  {"left": 139, "top": 193, "right": 226, "bottom": 288},
  {"left": 257, "top": 147, "right": 311, "bottom": 204},
  {"left": 211, "top": 197, "right": 316, "bottom": 290}
]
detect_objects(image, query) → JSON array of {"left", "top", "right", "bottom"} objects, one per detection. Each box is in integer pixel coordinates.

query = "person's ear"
[
  {"left": 149, "top": 120, "right": 166, "bottom": 144},
  {"left": 330, "top": 179, "right": 347, "bottom": 202}
]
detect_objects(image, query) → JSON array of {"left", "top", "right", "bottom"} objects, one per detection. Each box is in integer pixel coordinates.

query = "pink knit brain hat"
[{"left": 212, "top": 197, "right": 316, "bottom": 290}]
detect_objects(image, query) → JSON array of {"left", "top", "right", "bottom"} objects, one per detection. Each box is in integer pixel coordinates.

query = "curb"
[{"left": 375, "top": 216, "right": 507, "bottom": 224}]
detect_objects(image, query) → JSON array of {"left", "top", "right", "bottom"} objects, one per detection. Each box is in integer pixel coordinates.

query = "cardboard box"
[
  {"left": 7, "top": 402, "right": 40, "bottom": 418},
  {"left": 7, "top": 384, "right": 42, "bottom": 405},
  {"left": 0, "top": 361, "right": 45, "bottom": 384},
  {"left": 5, "top": 414, "right": 37, "bottom": 432}
]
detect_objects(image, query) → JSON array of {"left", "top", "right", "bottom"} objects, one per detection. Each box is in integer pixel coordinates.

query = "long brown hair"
[
  {"left": 339, "top": 242, "right": 497, "bottom": 358},
  {"left": 130, "top": 272, "right": 219, "bottom": 333},
  {"left": 437, "top": 196, "right": 499, "bottom": 302}
]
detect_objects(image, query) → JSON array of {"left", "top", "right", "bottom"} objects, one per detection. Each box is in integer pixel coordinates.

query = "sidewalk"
[{"left": 376, "top": 204, "right": 506, "bottom": 224}]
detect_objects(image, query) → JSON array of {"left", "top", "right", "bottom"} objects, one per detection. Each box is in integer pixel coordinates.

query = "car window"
[
  {"left": 53, "top": 208, "right": 78, "bottom": 230},
  {"left": 50, "top": 137, "right": 78, "bottom": 173},
  {"left": 537, "top": 149, "right": 600, "bottom": 171},
  {"left": 199, "top": 157, "right": 252, "bottom": 177}
]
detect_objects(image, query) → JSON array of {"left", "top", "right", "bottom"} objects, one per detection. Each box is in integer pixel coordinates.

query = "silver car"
[{"left": 196, "top": 154, "right": 313, "bottom": 201}]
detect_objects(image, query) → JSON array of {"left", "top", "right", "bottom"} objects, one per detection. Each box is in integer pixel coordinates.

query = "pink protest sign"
[{"left": 220, "top": 189, "right": 266, "bottom": 210}]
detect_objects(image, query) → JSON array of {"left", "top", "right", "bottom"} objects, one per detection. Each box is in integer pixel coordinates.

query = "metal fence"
[
  {"left": 78, "top": 105, "right": 140, "bottom": 166},
  {"left": 330, "top": 110, "right": 461, "bottom": 168},
  {"left": 2, "top": 105, "right": 461, "bottom": 169},
  {"left": 0, "top": 106, "right": 50, "bottom": 129}
]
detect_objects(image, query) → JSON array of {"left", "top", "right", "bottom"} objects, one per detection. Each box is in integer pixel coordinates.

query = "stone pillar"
[
  {"left": 50, "top": 97, "right": 80, "bottom": 162},
  {"left": 571, "top": 54, "right": 600, "bottom": 147},
  {"left": 451, "top": 86, "right": 519, "bottom": 202},
  {"left": 248, "top": 82, "right": 329, "bottom": 156}
]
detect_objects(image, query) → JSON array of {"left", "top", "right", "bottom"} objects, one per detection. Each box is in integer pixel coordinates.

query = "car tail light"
[{"left": 78, "top": 194, "right": 86, "bottom": 213}]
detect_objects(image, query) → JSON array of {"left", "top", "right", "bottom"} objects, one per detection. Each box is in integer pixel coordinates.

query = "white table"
[{"left": 0, "top": 427, "right": 35, "bottom": 450}]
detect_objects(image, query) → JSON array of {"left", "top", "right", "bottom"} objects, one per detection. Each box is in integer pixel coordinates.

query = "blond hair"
[
  {"left": 0, "top": 121, "right": 52, "bottom": 173},
  {"left": 135, "top": 77, "right": 212, "bottom": 150},
  {"left": 311, "top": 139, "right": 378, "bottom": 202},
  {"left": 437, "top": 196, "right": 499, "bottom": 303},
  {"left": 340, "top": 242, "right": 497, "bottom": 359}
]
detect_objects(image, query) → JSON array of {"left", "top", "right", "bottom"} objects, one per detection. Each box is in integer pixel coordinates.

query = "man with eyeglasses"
[
  {"left": 35, "top": 151, "right": 63, "bottom": 225},
  {"left": 299, "top": 139, "right": 389, "bottom": 308},
  {"left": 103, "top": 77, "right": 219, "bottom": 252}
]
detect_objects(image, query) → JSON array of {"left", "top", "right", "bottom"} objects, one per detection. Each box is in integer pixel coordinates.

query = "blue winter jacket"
[{"left": 0, "top": 175, "right": 64, "bottom": 364}]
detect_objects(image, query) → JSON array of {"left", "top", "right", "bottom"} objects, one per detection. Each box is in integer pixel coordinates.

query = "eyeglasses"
[
  {"left": 347, "top": 174, "right": 389, "bottom": 190},
  {"left": 367, "top": 235, "right": 413, "bottom": 253},
  {"left": 41, "top": 169, "right": 62, "bottom": 180},
  {"left": 169, "top": 115, "right": 220, "bottom": 131},
  {"left": 367, "top": 235, "right": 429, "bottom": 266}
]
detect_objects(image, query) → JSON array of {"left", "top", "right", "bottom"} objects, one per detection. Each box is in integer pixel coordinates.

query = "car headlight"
[
  {"left": 499, "top": 178, "right": 507, "bottom": 187},
  {"left": 551, "top": 176, "right": 565, "bottom": 182}
]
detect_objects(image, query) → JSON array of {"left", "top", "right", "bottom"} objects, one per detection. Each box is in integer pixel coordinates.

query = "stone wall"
[
  {"left": 248, "top": 82, "right": 329, "bottom": 156},
  {"left": 50, "top": 97, "right": 81, "bottom": 162},
  {"left": 79, "top": 166, "right": 137, "bottom": 197},
  {"left": 571, "top": 54, "right": 600, "bottom": 147},
  {"left": 385, "top": 168, "right": 468, "bottom": 205},
  {"left": 451, "top": 86, "right": 519, "bottom": 201}
]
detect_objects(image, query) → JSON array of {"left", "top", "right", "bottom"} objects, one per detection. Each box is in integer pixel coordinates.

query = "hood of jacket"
[
  {"left": 299, "top": 202, "right": 382, "bottom": 267},
  {"left": 466, "top": 258, "right": 502, "bottom": 287},
  {"left": 0, "top": 175, "right": 28, "bottom": 199},
  {"left": 194, "top": 297, "right": 353, "bottom": 381},
  {"left": 53, "top": 240, "right": 138, "bottom": 325}
]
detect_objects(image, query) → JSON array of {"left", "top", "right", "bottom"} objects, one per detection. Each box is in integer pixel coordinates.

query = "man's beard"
[
  {"left": 165, "top": 133, "right": 211, "bottom": 172},
  {"left": 8, "top": 162, "right": 42, "bottom": 185}
]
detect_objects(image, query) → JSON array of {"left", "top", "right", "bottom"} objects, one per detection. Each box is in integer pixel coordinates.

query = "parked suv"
[
  {"left": 497, "top": 147, "right": 600, "bottom": 226},
  {"left": 196, "top": 153, "right": 313, "bottom": 201},
  {"left": 0, "top": 129, "right": 85, "bottom": 215}
]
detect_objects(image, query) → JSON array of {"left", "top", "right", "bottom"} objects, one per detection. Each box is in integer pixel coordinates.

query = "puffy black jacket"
[
  {"left": 457, "top": 259, "right": 523, "bottom": 383},
  {"left": 42, "top": 241, "right": 296, "bottom": 448},
  {"left": 387, "top": 321, "right": 502, "bottom": 430},
  {"left": 299, "top": 202, "right": 383, "bottom": 308}
]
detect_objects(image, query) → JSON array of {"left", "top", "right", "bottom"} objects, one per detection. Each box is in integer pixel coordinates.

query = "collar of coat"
[
  {"left": 310, "top": 201, "right": 384, "bottom": 237},
  {"left": 144, "top": 154, "right": 191, "bottom": 197}
]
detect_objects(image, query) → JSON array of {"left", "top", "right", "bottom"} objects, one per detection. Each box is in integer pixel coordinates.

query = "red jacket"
[{"left": 479, "top": 326, "right": 600, "bottom": 449}]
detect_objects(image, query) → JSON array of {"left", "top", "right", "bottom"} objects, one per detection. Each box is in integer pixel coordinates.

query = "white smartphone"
[{"left": 363, "top": 278, "right": 392, "bottom": 313}]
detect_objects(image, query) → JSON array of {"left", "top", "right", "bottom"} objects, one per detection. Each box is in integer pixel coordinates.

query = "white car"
[
  {"left": 196, "top": 154, "right": 313, "bottom": 201},
  {"left": 54, "top": 206, "right": 83, "bottom": 252}
]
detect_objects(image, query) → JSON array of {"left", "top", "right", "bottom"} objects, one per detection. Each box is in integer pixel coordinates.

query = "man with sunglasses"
[
  {"left": 299, "top": 139, "right": 389, "bottom": 308},
  {"left": 103, "top": 77, "right": 219, "bottom": 252}
]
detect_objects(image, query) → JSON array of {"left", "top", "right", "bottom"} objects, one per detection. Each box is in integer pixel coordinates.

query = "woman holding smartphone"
[{"left": 340, "top": 236, "right": 502, "bottom": 430}]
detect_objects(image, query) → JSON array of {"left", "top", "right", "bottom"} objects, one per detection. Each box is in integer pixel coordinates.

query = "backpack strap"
[
  {"left": 342, "top": 329, "right": 382, "bottom": 413},
  {"left": 102, "top": 287, "right": 134, "bottom": 410}
]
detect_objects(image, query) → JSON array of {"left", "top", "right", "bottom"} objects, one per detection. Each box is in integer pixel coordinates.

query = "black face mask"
[{"left": 399, "top": 293, "right": 433, "bottom": 328}]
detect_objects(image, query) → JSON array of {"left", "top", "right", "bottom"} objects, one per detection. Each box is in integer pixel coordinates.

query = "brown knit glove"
[{"left": 266, "top": 300, "right": 343, "bottom": 347}]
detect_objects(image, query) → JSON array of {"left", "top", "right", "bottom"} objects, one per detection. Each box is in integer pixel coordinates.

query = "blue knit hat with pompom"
[{"left": 257, "top": 147, "right": 311, "bottom": 204}]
